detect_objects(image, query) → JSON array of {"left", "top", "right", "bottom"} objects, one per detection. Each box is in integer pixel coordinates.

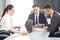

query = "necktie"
[{"left": 36, "top": 16, "right": 38, "bottom": 24}]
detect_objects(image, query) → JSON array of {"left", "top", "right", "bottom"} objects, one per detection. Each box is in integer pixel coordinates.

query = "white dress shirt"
[
  {"left": 46, "top": 17, "right": 51, "bottom": 24},
  {"left": 34, "top": 13, "right": 39, "bottom": 24},
  {"left": 45, "top": 13, "right": 53, "bottom": 24},
  {"left": 0, "top": 13, "right": 13, "bottom": 31}
]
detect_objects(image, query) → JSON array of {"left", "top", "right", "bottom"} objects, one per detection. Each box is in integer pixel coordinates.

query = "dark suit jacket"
[
  {"left": 47, "top": 11, "right": 60, "bottom": 37},
  {"left": 48, "top": 12, "right": 60, "bottom": 32},
  {"left": 28, "top": 12, "right": 48, "bottom": 25}
]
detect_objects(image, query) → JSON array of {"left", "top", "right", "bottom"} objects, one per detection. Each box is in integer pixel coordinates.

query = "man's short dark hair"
[
  {"left": 32, "top": 4, "right": 39, "bottom": 8},
  {"left": 43, "top": 5, "right": 52, "bottom": 9}
]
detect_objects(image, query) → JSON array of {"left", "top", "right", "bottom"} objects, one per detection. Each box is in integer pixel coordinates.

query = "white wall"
[{"left": 10, "top": 0, "right": 33, "bottom": 26}]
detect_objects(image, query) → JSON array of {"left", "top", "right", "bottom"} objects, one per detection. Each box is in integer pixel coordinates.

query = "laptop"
[{"left": 25, "top": 19, "right": 33, "bottom": 33}]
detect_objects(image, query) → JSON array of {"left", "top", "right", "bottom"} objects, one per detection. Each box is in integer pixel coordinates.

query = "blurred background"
[
  {"left": 34, "top": 0, "right": 60, "bottom": 12},
  {"left": 0, "top": 0, "right": 60, "bottom": 26}
]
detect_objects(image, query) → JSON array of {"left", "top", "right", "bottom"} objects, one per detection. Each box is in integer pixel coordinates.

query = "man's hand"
[
  {"left": 38, "top": 23, "right": 43, "bottom": 27},
  {"left": 33, "top": 23, "right": 43, "bottom": 28},
  {"left": 43, "top": 26, "right": 48, "bottom": 30}
]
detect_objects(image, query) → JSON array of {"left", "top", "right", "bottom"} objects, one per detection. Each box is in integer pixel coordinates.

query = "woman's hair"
[{"left": 2, "top": 4, "right": 14, "bottom": 17}]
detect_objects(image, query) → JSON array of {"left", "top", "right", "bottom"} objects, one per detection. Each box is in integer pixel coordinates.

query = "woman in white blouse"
[
  {"left": 0, "top": 4, "right": 28, "bottom": 35},
  {"left": 0, "top": 4, "right": 31, "bottom": 40}
]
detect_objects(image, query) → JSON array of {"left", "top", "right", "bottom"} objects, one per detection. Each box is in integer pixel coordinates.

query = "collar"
[{"left": 51, "top": 11, "right": 54, "bottom": 18}]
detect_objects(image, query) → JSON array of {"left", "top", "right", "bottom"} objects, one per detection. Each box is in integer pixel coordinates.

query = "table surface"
[
  {"left": 30, "top": 28, "right": 60, "bottom": 40},
  {"left": 4, "top": 28, "right": 60, "bottom": 40}
]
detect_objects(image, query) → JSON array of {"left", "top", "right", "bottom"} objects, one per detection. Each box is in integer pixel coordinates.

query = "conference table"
[
  {"left": 4, "top": 28, "right": 60, "bottom": 40},
  {"left": 29, "top": 28, "right": 60, "bottom": 40}
]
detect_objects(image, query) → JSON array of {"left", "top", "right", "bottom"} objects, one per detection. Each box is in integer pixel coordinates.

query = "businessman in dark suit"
[
  {"left": 43, "top": 5, "right": 60, "bottom": 37},
  {"left": 28, "top": 4, "right": 48, "bottom": 28}
]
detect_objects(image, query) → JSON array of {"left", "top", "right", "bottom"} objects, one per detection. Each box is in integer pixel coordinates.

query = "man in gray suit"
[{"left": 43, "top": 5, "right": 60, "bottom": 37}]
